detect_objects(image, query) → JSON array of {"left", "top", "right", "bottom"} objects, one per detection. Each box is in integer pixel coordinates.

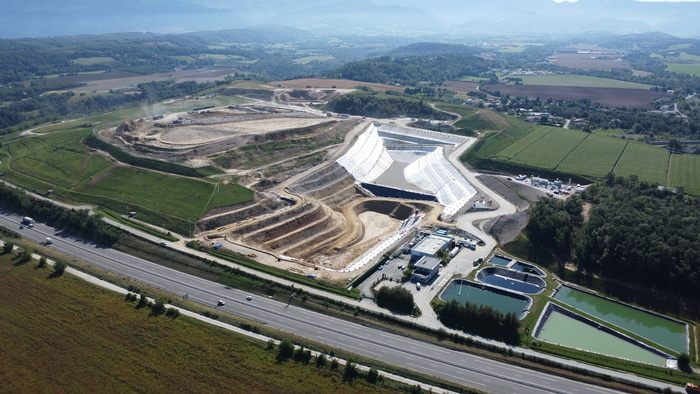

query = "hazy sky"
[{"left": 555, "top": 0, "right": 700, "bottom": 2}]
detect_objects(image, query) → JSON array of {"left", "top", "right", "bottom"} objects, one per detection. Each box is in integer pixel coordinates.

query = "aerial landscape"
[{"left": 2, "top": 0, "right": 700, "bottom": 393}]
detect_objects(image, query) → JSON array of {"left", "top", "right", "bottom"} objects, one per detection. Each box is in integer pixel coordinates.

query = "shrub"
[
  {"left": 151, "top": 298, "right": 167, "bottom": 315},
  {"left": 315, "top": 354, "right": 327, "bottom": 368},
  {"left": 343, "top": 358, "right": 358, "bottom": 382},
  {"left": 37, "top": 256, "right": 47, "bottom": 268},
  {"left": 366, "top": 367, "right": 379, "bottom": 384},
  {"left": 137, "top": 293, "right": 148, "bottom": 308},
  {"left": 53, "top": 260, "right": 67, "bottom": 275},
  {"left": 678, "top": 353, "right": 691, "bottom": 371},
  {"left": 17, "top": 247, "right": 33, "bottom": 263},
  {"left": 277, "top": 339, "right": 295, "bottom": 362},
  {"left": 165, "top": 307, "right": 180, "bottom": 318},
  {"left": 3, "top": 242, "right": 14, "bottom": 254}
]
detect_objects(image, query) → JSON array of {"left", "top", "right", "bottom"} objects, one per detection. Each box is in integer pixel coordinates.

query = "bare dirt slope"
[{"left": 99, "top": 101, "right": 440, "bottom": 280}]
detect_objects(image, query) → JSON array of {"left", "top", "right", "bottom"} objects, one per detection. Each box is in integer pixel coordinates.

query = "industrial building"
[
  {"left": 411, "top": 256, "right": 442, "bottom": 283},
  {"left": 410, "top": 234, "right": 453, "bottom": 259}
]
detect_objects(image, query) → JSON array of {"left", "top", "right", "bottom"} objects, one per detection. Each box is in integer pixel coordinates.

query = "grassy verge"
[
  {"left": 95, "top": 208, "right": 178, "bottom": 241},
  {"left": 531, "top": 341, "right": 695, "bottom": 387}
]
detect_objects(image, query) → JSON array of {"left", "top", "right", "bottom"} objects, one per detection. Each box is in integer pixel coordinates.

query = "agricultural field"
[
  {"left": 443, "top": 80, "right": 480, "bottom": 94},
  {"left": 51, "top": 68, "right": 239, "bottom": 93},
  {"left": 474, "top": 120, "right": 539, "bottom": 158},
  {"left": 0, "top": 254, "right": 396, "bottom": 394},
  {"left": 555, "top": 136, "right": 628, "bottom": 178},
  {"left": 466, "top": 113, "right": 700, "bottom": 192},
  {"left": 270, "top": 78, "right": 404, "bottom": 92},
  {"left": 666, "top": 63, "right": 700, "bottom": 77},
  {"left": 612, "top": 142, "right": 670, "bottom": 186},
  {"left": 0, "top": 129, "right": 253, "bottom": 235},
  {"left": 72, "top": 57, "right": 114, "bottom": 65},
  {"left": 508, "top": 128, "right": 587, "bottom": 169},
  {"left": 549, "top": 53, "right": 631, "bottom": 70},
  {"left": 669, "top": 153, "right": 700, "bottom": 194},
  {"left": 293, "top": 55, "right": 335, "bottom": 64},
  {"left": 484, "top": 85, "right": 666, "bottom": 110},
  {"left": 514, "top": 75, "right": 651, "bottom": 89},
  {"left": 493, "top": 127, "right": 551, "bottom": 160}
]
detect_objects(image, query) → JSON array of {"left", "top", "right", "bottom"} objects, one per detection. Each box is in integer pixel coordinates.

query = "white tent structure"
[{"left": 337, "top": 122, "right": 476, "bottom": 219}]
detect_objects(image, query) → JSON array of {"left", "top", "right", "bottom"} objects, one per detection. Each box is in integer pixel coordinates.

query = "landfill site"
[{"left": 98, "top": 101, "right": 489, "bottom": 282}]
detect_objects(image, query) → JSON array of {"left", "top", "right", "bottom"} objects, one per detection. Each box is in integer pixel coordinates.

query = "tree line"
[
  {"left": 0, "top": 183, "right": 122, "bottom": 245},
  {"left": 374, "top": 286, "right": 414, "bottom": 314},
  {"left": 435, "top": 299, "right": 521, "bottom": 345},
  {"left": 494, "top": 95, "right": 700, "bottom": 139},
  {"left": 324, "top": 54, "right": 491, "bottom": 86},
  {"left": 527, "top": 174, "right": 700, "bottom": 301},
  {"left": 326, "top": 88, "right": 454, "bottom": 119},
  {"left": 0, "top": 79, "right": 220, "bottom": 135}
]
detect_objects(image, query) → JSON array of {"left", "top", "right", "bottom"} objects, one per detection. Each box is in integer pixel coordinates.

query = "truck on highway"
[
  {"left": 22, "top": 217, "right": 34, "bottom": 225},
  {"left": 45, "top": 237, "right": 53, "bottom": 245}
]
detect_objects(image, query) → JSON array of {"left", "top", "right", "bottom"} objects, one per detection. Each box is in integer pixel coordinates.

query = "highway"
[{"left": 0, "top": 210, "right": 625, "bottom": 394}]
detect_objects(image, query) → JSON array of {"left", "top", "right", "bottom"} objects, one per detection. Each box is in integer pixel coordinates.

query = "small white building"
[{"left": 411, "top": 256, "right": 441, "bottom": 283}]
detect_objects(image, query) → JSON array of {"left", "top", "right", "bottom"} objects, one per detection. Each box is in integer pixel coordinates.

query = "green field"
[
  {"left": 293, "top": 55, "right": 335, "bottom": 64},
  {"left": 0, "top": 254, "right": 398, "bottom": 394},
  {"left": 515, "top": 75, "right": 652, "bottom": 89},
  {"left": 556, "top": 136, "right": 628, "bottom": 178},
  {"left": 666, "top": 63, "right": 700, "bottom": 76},
  {"left": 669, "top": 154, "right": 700, "bottom": 194},
  {"left": 72, "top": 57, "right": 114, "bottom": 65},
  {"left": 472, "top": 120, "right": 539, "bottom": 158},
  {"left": 0, "top": 129, "right": 253, "bottom": 235},
  {"left": 494, "top": 126, "right": 551, "bottom": 160},
  {"left": 612, "top": 142, "right": 670, "bottom": 185},
  {"left": 508, "top": 128, "right": 588, "bottom": 169},
  {"left": 464, "top": 112, "right": 700, "bottom": 192}
]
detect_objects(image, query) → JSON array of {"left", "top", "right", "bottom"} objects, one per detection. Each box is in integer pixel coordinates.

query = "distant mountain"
[
  {"left": 0, "top": 0, "right": 243, "bottom": 38},
  {"left": 1, "top": 0, "right": 699, "bottom": 39}
]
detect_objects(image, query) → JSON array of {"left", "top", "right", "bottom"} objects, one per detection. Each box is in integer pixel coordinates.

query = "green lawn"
[
  {"left": 509, "top": 128, "right": 588, "bottom": 169},
  {"left": 669, "top": 153, "right": 700, "bottom": 195},
  {"left": 556, "top": 136, "right": 628, "bottom": 178},
  {"left": 515, "top": 75, "right": 652, "bottom": 89},
  {"left": 612, "top": 142, "right": 670, "bottom": 185}
]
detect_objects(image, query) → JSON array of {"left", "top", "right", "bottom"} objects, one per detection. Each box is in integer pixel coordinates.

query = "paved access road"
[{"left": 1, "top": 210, "right": 624, "bottom": 394}]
